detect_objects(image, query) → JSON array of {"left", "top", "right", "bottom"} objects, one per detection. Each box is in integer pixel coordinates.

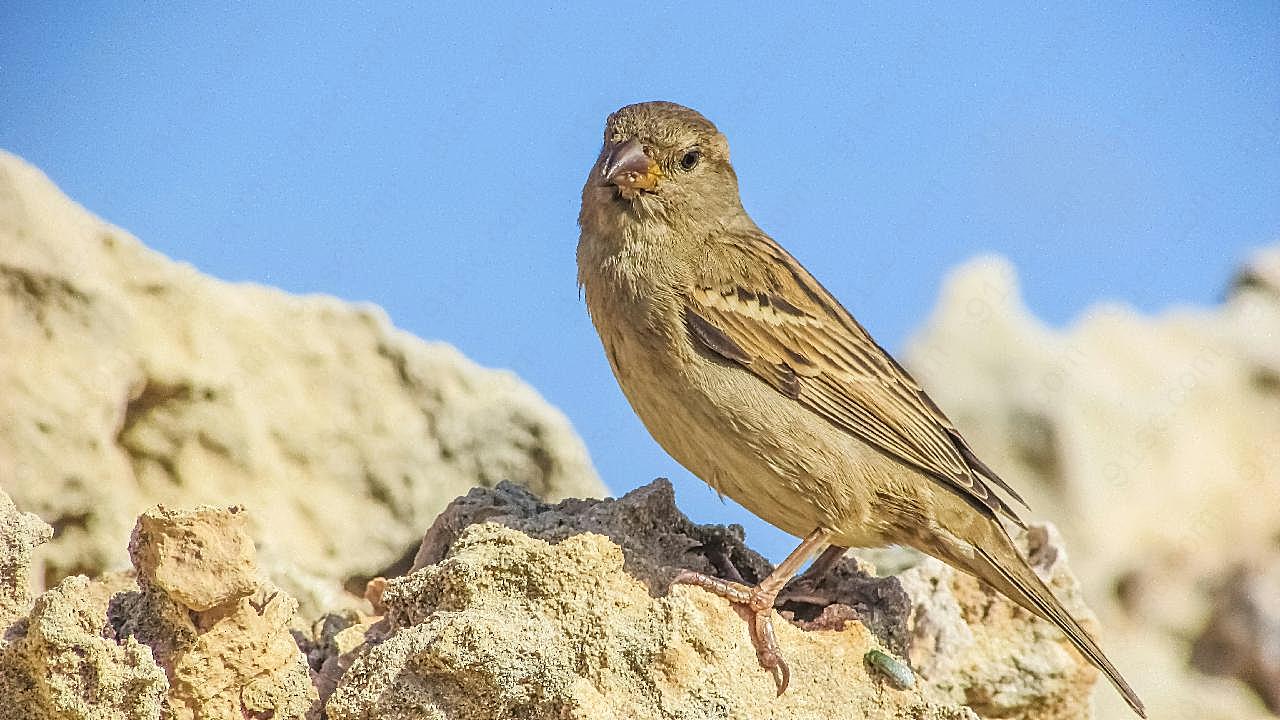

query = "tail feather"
[{"left": 971, "top": 533, "right": 1147, "bottom": 718}]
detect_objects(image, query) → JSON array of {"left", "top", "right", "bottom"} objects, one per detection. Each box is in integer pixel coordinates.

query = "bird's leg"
[
  {"left": 798, "top": 544, "right": 847, "bottom": 583},
  {"left": 672, "top": 528, "right": 833, "bottom": 694},
  {"left": 778, "top": 544, "right": 848, "bottom": 606}
]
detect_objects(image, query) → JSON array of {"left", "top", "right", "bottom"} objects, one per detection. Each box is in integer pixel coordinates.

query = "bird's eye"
[{"left": 679, "top": 149, "right": 701, "bottom": 171}]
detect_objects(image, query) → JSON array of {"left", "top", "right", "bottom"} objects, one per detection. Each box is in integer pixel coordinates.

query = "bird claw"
[
  {"left": 770, "top": 659, "right": 790, "bottom": 696},
  {"left": 750, "top": 606, "right": 790, "bottom": 693},
  {"left": 672, "top": 569, "right": 794, "bottom": 694}
]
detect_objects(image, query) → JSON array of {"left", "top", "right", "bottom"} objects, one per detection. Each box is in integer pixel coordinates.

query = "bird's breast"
[{"left": 578, "top": 229, "right": 885, "bottom": 540}]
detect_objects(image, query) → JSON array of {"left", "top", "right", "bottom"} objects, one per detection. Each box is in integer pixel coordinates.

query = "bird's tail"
[{"left": 957, "top": 525, "right": 1147, "bottom": 717}]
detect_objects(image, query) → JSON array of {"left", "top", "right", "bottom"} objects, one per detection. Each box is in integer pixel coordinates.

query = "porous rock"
[
  {"left": 0, "top": 570, "right": 168, "bottom": 720},
  {"left": 0, "top": 489, "right": 52, "bottom": 623},
  {"left": 128, "top": 504, "right": 258, "bottom": 611},
  {"left": 1, "top": 485, "right": 167, "bottom": 720},
  {"left": 0, "top": 149, "right": 604, "bottom": 602},
  {"left": 111, "top": 504, "right": 317, "bottom": 720},
  {"left": 905, "top": 250, "right": 1280, "bottom": 719},
  {"left": 0, "top": 495, "right": 325, "bottom": 720},
  {"left": 325, "top": 479, "right": 1097, "bottom": 720}
]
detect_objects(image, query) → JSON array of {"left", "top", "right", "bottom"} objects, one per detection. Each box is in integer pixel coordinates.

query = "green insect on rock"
[{"left": 865, "top": 649, "right": 916, "bottom": 689}]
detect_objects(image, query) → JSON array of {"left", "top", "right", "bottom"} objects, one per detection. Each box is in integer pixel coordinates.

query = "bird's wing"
[{"left": 685, "top": 231, "right": 1028, "bottom": 526}]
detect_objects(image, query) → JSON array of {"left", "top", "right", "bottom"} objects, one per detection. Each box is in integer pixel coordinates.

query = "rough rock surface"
[
  {"left": 905, "top": 250, "right": 1280, "bottom": 719},
  {"left": 0, "top": 150, "right": 604, "bottom": 603},
  {"left": 0, "top": 490, "right": 321, "bottom": 720},
  {"left": 1, "top": 480, "right": 1099, "bottom": 720},
  {"left": 0, "top": 489, "right": 166, "bottom": 720},
  {"left": 111, "top": 504, "right": 317, "bottom": 720},
  {"left": 325, "top": 480, "right": 1098, "bottom": 720},
  {"left": 0, "top": 572, "right": 169, "bottom": 720},
  {"left": 0, "top": 490, "right": 51, "bottom": 622},
  {"left": 4, "top": 150, "right": 1274, "bottom": 719}
]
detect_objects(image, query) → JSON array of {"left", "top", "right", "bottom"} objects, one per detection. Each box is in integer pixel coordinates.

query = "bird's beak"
[{"left": 601, "top": 139, "right": 662, "bottom": 195}]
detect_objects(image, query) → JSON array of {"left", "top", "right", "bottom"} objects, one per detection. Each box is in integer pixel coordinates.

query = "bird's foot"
[
  {"left": 671, "top": 569, "right": 791, "bottom": 694},
  {"left": 669, "top": 530, "right": 832, "bottom": 695}
]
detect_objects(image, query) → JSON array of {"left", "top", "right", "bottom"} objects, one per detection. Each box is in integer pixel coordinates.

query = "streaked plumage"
[
  {"left": 577, "top": 101, "right": 1144, "bottom": 716},
  {"left": 683, "top": 230, "right": 1029, "bottom": 526}
]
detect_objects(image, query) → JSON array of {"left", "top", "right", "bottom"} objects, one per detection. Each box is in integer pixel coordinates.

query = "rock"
[
  {"left": 128, "top": 504, "right": 258, "bottom": 612},
  {"left": 307, "top": 613, "right": 379, "bottom": 719},
  {"left": 407, "top": 474, "right": 774, "bottom": 592},
  {"left": 0, "top": 489, "right": 168, "bottom": 717},
  {"left": 0, "top": 493, "right": 323, "bottom": 720},
  {"left": 0, "top": 150, "right": 604, "bottom": 604},
  {"left": 904, "top": 251, "right": 1280, "bottom": 719},
  {"left": 111, "top": 504, "right": 317, "bottom": 720},
  {"left": 1, "top": 484, "right": 168, "bottom": 719},
  {"left": 0, "top": 571, "right": 169, "bottom": 720},
  {"left": 7, "top": 150, "right": 1271, "bottom": 719},
  {"left": 0, "top": 489, "right": 52, "bottom": 623},
  {"left": 325, "top": 479, "right": 1096, "bottom": 720},
  {"left": 1191, "top": 558, "right": 1280, "bottom": 713}
]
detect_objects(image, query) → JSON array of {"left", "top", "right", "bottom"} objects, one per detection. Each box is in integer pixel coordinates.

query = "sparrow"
[{"left": 576, "top": 101, "right": 1145, "bottom": 716}]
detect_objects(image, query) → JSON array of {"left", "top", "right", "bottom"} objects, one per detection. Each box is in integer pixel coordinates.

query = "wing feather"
[{"left": 685, "top": 231, "right": 1028, "bottom": 525}]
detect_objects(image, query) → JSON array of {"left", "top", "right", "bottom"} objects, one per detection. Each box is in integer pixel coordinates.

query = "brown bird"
[{"left": 576, "top": 101, "right": 1145, "bottom": 716}]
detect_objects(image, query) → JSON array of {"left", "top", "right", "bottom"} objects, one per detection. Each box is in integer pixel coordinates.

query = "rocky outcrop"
[
  {"left": 0, "top": 494, "right": 318, "bottom": 720},
  {"left": 0, "top": 491, "right": 51, "bottom": 623},
  {"left": 0, "top": 572, "right": 169, "bottom": 720},
  {"left": 0, "top": 150, "right": 604, "bottom": 607},
  {"left": 1192, "top": 559, "right": 1280, "bottom": 714},
  {"left": 4, "top": 148, "right": 1276, "bottom": 718},
  {"left": 0, "top": 491, "right": 167, "bottom": 720},
  {"left": 905, "top": 249, "right": 1280, "bottom": 719},
  {"left": 112, "top": 504, "right": 317, "bottom": 720},
  {"left": 0, "top": 480, "right": 1100, "bottom": 720},
  {"left": 324, "top": 480, "right": 1098, "bottom": 720}
]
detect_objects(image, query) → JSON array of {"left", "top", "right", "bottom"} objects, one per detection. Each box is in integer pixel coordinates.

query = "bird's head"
[{"left": 581, "top": 102, "right": 742, "bottom": 226}]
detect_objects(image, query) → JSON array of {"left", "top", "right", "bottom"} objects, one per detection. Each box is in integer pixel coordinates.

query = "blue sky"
[{"left": 2, "top": 3, "right": 1277, "bottom": 561}]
